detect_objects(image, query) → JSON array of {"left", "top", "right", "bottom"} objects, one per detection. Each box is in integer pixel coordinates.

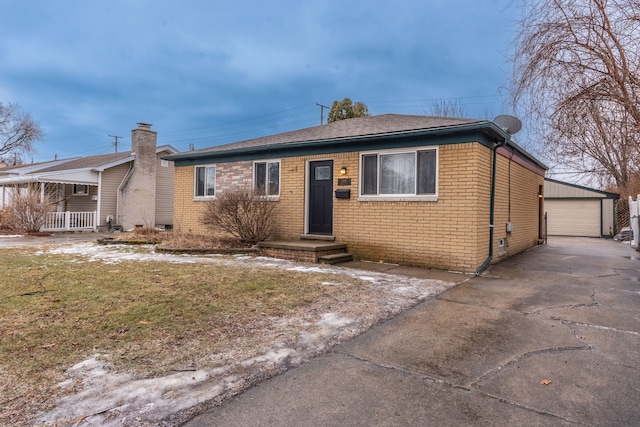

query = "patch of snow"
[
  {"left": 318, "top": 312, "right": 353, "bottom": 329},
  {"left": 33, "top": 241, "right": 457, "bottom": 426}
]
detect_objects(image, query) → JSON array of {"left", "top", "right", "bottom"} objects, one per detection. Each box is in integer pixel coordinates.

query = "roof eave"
[
  {"left": 163, "top": 121, "right": 548, "bottom": 171},
  {"left": 165, "top": 121, "right": 499, "bottom": 161}
]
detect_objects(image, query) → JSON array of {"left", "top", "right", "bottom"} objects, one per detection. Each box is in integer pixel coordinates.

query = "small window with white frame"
[
  {"left": 73, "top": 184, "right": 89, "bottom": 195},
  {"left": 359, "top": 146, "right": 438, "bottom": 200},
  {"left": 253, "top": 160, "right": 280, "bottom": 197},
  {"left": 194, "top": 165, "right": 216, "bottom": 198}
]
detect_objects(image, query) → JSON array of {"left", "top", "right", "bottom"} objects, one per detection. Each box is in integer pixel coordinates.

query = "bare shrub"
[
  {"left": 129, "top": 226, "right": 161, "bottom": 237},
  {"left": 6, "top": 184, "right": 54, "bottom": 232},
  {"left": 160, "top": 232, "right": 252, "bottom": 249},
  {"left": 201, "top": 187, "right": 277, "bottom": 244}
]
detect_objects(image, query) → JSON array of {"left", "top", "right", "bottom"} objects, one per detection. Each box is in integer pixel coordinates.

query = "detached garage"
[{"left": 544, "top": 178, "right": 619, "bottom": 238}]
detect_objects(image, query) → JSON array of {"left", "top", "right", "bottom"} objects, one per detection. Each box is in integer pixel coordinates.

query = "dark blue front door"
[{"left": 309, "top": 160, "right": 333, "bottom": 235}]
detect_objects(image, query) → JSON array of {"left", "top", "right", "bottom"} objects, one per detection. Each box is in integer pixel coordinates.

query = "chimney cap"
[{"left": 137, "top": 122, "right": 152, "bottom": 130}]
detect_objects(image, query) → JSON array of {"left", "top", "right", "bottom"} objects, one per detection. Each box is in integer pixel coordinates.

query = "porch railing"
[{"left": 44, "top": 211, "right": 97, "bottom": 231}]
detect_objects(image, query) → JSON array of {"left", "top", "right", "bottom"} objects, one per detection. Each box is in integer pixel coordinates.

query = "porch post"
[{"left": 65, "top": 211, "right": 71, "bottom": 231}]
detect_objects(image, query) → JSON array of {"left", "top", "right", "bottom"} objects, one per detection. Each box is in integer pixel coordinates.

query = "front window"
[
  {"left": 73, "top": 184, "right": 88, "bottom": 195},
  {"left": 195, "top": 165, "right": 216, "bottom": 197},
  {"left": 360, "top": 147, "right": 437, "bottom": 199},
  {"left": 254, "top": 160, "right": 280, "bottom": 196}
]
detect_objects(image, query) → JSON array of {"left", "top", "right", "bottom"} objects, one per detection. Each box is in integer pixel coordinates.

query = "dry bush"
[
  {"left": 5, "top": 184, "right": 53, "bottom": 232},
  {"left": 0, "top": 207, "right": 16, "bottom": 230},
  {"left": 129, "top": 226, "right": 161, "bottom": 237},
  {"left": 201, "top": 187, "right": 277, "bottom": 244}
]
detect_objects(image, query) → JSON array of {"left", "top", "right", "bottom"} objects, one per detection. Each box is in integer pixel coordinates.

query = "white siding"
[
  {"left": 544, "top": 180, "right": 605, "bottom": 198},
  {"left": 100, "top": 163, "right": 131, "bottom": 226},
  {"left": 155, "top": 154, "right": 174, "bottom": 226}
]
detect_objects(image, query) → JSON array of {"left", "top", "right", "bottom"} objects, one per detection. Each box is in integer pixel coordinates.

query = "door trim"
[{"left": 304, "top": 158, "right": 334, "bottom": 235}]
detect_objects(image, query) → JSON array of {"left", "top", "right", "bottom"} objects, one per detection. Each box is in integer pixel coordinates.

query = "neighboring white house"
[
  {"left": 0, "top": 123, "right": 177, "bottom": 232},
  {"left": 544, "top": 178, "right": 619, "bottom": 238}
]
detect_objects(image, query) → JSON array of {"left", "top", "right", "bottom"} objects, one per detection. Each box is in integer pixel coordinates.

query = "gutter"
[
  {"left": 116, "top": 162, "right": 134, "bottom": 225},
  {"left": 476, "top": 137, "right": 508, "bottom": 275},
  {"left": 164, "top": 121, "right": 539, "bottom": 160}
]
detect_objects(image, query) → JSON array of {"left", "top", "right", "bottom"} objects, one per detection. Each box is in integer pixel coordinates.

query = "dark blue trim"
[
  {"left": 166, "top": 121, "right": 547, "bottom": 170},
  {"left": 171, "top": 132, "right": 497, "bottom": 167}
]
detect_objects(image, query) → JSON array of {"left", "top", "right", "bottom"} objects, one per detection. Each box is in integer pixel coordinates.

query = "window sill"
[{"left": 357, "top": 195, "right": 438, "bottom": 202}]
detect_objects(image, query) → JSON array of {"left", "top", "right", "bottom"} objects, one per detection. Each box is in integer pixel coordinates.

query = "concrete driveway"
[{"left": 184, "top": 237, "right": 640, "bottom": 426}]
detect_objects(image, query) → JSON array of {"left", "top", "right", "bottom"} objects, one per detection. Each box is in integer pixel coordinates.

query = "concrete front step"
[
  {"left": 257, "top": 240, "right": 348, "bottom": 263},
  {"left": 318, "top": 253, "right": 354, "bottom": 264}
]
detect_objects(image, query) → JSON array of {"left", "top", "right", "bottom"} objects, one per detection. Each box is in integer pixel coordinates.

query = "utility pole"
[
  {"left": 316, "top": 102, "right": 330, "bottom": 125},
  {"left": 109, "top": 135, "right": 123, "bottom": 153}
]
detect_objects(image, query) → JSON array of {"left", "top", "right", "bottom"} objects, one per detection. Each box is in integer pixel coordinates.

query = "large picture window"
[
  {"left": 360, "top": 147, "right": 437, "bottom": 199},
  {"left": 254, "top": 160, "right": 280, "bottom": 197},
  {"left": 194, "top": 165, "right": 216, "bottom": 197}
]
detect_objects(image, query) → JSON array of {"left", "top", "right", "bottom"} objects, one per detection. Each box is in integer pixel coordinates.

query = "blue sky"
[{"left": 0, "top": 0, "right": 523, "bottom": 162}]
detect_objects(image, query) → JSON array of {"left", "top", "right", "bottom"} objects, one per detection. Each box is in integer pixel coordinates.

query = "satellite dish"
[{"left": 493, "top": 115, "right": 522, "bottom": 135}]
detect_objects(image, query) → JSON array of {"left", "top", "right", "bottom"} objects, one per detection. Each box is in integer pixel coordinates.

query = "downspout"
[
  {"left": 96, "top": 170, "right": 102, "bottom": 229},
  {"left": 116, "top": 163, "right": 134, "bottom": 226},
  {"left": 476, "top": 137, "right": 508, "bottom": 275}
]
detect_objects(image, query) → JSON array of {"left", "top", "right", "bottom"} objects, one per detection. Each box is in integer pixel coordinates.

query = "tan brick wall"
[
  {"left": 493, "top": 153, "right": 544, "bottom": 258},
  {"left": 172, "top": 142, "right": 544, "bottom": 272}
]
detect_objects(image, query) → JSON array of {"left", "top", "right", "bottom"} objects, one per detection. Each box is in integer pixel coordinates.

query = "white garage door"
[{"left": 545, "top": 199, "right": 601, "bottom": 237}]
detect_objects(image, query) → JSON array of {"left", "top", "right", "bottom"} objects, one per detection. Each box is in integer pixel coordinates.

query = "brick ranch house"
[{"left": 164, "top": 114, "right": 547, "bottom": 273}]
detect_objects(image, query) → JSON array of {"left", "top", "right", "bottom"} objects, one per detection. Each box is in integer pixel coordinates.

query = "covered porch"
[{"left": 0, "top": 169, "right": 101, "bottom": 232}]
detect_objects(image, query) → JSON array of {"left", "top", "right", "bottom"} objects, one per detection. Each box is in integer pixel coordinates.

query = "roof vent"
[{"left": 137, "top": 122, "right": 152, "bottom": 130}]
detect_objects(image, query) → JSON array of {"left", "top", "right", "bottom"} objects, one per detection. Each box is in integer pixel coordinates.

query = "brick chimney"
[{"left": 118, "top": 122, "right": 158, "bottom": 230}]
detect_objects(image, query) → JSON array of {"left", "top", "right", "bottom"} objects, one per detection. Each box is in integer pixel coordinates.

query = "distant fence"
[{"left": 44, "top": 211, "right": 97, "bottom": 231}]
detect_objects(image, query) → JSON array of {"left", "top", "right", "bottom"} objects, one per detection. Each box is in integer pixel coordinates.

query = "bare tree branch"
[
  {"left": 0, "top": 102, "right": 43, "bottom": 158},
  {"left": 511, "top": 0, "right": 640, "bottom": 191}
]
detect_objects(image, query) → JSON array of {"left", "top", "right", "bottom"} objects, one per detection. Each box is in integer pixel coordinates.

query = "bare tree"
[
  {"left": 0, "top": 102, "right": 43, "bottom": 159},
  {"left": 511, "top": 0, "right": 640, "bottom": 189},
  {"left": 428, "top": 99, "right": 468, "bottom": 118}
]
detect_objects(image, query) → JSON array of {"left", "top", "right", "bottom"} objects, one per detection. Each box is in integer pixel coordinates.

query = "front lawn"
[{"left": 0, "top": 245, "right": 367, "bottom": 425}]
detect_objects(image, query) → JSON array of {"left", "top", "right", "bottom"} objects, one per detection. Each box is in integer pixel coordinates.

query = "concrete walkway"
[
  {"left": 0, "top": 231, "right": 108, "bottom": 248},
  {"left": 184, "top": 237, "right": 640, "bottom": 426}
]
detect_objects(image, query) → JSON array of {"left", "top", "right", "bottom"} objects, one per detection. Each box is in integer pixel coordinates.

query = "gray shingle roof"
[
  {"left": 186, "top": 114, "right": 485, "bottom": 155},
  {"left": 36, "top": 151, "right": 134, "bottom": 172}
]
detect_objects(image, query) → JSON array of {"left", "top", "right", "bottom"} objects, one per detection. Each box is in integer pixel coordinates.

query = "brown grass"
[{"left": 0, "top": 245, "right": 367, "bottom": 425}]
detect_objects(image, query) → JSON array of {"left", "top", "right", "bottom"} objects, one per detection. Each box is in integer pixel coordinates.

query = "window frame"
[
  {"left": 358, "top": 146, "right": 438, "bottom": 201},
  {"left": 253, "top": 159, "right": 281, "bottom": 199},
  {"left": 193, "top": 164, "right": 216, "bottom": 199},
  {"left": 72, "top": 184, "right": 89, "bottom": 196}
]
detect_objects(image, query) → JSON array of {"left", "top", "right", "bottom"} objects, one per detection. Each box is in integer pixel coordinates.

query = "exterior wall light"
[{"left": 340, "top": 166, "right": 347, "bottom": 175}]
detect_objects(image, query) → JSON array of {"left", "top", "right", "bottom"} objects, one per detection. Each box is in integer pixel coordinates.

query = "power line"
[
  {"left": 316, "top": 102, "right": 330, "bottom": 125},
  {"left": 109, "top": 135, "right": 123, "bottom": 153}
]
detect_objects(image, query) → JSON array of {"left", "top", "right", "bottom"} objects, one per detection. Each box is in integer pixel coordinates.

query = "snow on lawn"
[{"left": 37, "top": 242, "right": 456, "bottom": 426}]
